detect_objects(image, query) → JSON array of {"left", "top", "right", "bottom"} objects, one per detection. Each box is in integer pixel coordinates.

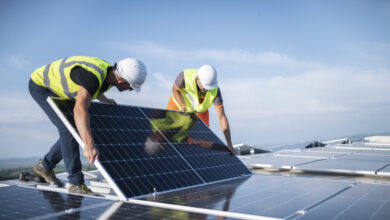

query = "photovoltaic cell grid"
[
  {"left": 140, "top": 174, "right": 390, "bottom": 219},
  {"left": 0, "top": 185, "right": 113, "bottom": 220},
  {"left": 48, "top": 98, "right": 251, "bottom": 199},
  {"left": 296, "top": 183, "right": 390, "bottom": 220},
  {"left": 0, "top": 185, "right": 223, "bottom": 220},
  {"left": 142, "top": 108, "right": 251, "bottom": 182},
  {"left": 86, "top": 103, "right": 203, "bottom": 198}
]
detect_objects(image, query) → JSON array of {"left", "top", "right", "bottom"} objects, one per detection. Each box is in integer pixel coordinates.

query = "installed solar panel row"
[
  {"left": 48, "top": 97, "right": 251, "bottom": 200},
  {"left": 240, "top": 145, "right": 390, "bottom": 176},
  {"left": 138, "top": 174, "right": 390, "bottom": 219}
]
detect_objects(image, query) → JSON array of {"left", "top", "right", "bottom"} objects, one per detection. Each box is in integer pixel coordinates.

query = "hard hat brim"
[
  {"left": 202, "top": 84, "right": 217, "bottom": 90},
  {"left": 134, "top": 86, "right": 141, "bottom": 92}
]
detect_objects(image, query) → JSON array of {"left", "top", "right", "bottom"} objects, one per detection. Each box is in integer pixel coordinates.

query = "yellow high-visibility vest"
[
  {"left": 172, "top": 69, "right": 218, "bottom": 113},
  {"left": 30, "top": 56, "right": 112, "bottom": 99}
]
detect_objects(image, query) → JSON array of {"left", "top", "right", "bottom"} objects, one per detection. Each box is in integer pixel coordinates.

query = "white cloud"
[
  {"left": 221, "top": 67, "right": 390, "bottom": 121},
  {"left": 111, "top": 41, "right": 326, "bottom": 70},
  {"left": 0, "top": 96, "right": 48, "bottom": 123}
]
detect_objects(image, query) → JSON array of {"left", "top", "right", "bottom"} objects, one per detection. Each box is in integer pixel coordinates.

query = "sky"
[{"left": 0, "top": 0, "right": 389, "bottom": 158}]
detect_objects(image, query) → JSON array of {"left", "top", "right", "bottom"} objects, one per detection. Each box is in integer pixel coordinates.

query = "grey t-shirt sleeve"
[
  {"left": 174, "top": 71, "right": 185, "bottom": 89},
  {"left": 214, "top": 88, "right": 223, "bottom": 106}
]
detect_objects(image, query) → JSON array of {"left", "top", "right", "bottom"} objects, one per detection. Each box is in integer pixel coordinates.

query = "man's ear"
[{"left": 117, "top": 78, "right": 127, "bottom": 84}]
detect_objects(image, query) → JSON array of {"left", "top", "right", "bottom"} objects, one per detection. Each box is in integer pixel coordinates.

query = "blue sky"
[{"left": 0, "top": 0, "right": 389, "bottom": 158}]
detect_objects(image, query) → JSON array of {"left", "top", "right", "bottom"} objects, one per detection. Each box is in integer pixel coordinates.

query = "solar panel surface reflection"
[
  {"left": 143, "top": 108, "right": 251, "bottom": 182},
  {"left": 50, "top": 98, "right": 251, "bottom": 198}
]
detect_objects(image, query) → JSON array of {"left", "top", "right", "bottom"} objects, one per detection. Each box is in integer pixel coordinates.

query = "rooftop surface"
[{"left": 1, "top": 136, "right": 389, "bottom": 219}]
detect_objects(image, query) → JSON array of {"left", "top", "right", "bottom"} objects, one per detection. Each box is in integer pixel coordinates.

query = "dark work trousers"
[{"left": 28, "top": 79, "right": 84, "bottom": 185}]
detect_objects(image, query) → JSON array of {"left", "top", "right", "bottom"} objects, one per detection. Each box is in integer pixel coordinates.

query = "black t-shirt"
[{"left": 70, "top": 66, "right": 111, "bottom": 97}]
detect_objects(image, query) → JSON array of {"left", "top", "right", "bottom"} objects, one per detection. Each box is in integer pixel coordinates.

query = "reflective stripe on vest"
[
  {"left": 43, "top": 62, "right": 51, "bottom": 90},
  {"left": 172, "top": 69, "right": 218, "bottom": 113},
  {"left": 59, "top": 58, "right": 77, "bottom": 98},
  {"left": 31, "top": 56, "right": 110, "bottom": 99}
]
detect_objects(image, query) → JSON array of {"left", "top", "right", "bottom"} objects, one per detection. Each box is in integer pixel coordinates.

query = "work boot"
[
  {"left": 69, "top": 183, "right": 98, "bottom": 196},
  {"left": 33, "top": 160, "right": 63, "bottom": 187}
]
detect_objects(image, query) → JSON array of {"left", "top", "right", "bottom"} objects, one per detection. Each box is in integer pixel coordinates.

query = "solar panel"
[
  {"left": 47, "top": 97, "right": 251, "bottom": 200},
  {"left": 142, "top": 108, "right": 250, "bottom": 182},
  {"left": 308, "top": 147, "right": 364, "bottom": 154},
  {"left": 0, "top": 185, "right": 113, "bottom": 219},
  {"left": 297, "top": 183, "right": 390, "bottom": 220},
  {"left": 335, "top": 142, "right": 390, "bottom": 151},
  {"left": 0, "top": 185, "right": 228, "bottom": 219},
  {"left": 377, "top": 166, "right": 390, "bottom": 176},
  {"left": 340, "top": 153, "right": 390, "bottom": 162},
  {"left": 139, "top": 174, "right": 354, "bottom": 219},
  {"left": 240, "top": 154, "right": 325, "bottom": 169},
  {"left": 274, "top": 150, "right": 348, "bottom": 158},
  {"left": 241, "top": 146, "right": 390, "bottom": 176},
  {"left": 296, "top": 158, "right": 388, "bottom": 175}
]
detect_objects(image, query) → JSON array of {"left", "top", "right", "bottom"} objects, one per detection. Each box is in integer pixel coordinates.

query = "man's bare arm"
[
  {"left": 74, "top": 87, "right": 98, "bottom": 163},
  {"left": 215, "top": 106, "right": 236, "bottom": 154},
  {"left": 172, "top": 84, "right": 186, "bottom": 111}
]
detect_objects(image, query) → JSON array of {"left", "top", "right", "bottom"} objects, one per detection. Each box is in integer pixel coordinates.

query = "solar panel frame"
[
  {"left": 274, "top": 150, "right": 349, "bottom": 158},
  {"left": 47, "top": 97, "right": 252, "bottom": 200},
  {"left": 296, "top": 158, "right": 387, "bottom": 176},
  {"left": 376, "top": 165, "right": 390, "bottom": 176},
  {"left": 240, "top": 155, "right": 325, "bottom": 170}
]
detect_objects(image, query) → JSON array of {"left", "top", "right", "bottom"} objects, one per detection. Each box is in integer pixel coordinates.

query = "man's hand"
[
  {"left": 97, "top": 95, "right": 117, "bottom": 105},
  {"left": 103, "top": 98, "right": 117, "bottom": 105},
  {"left": 83, "top": 144, "right": 99, "bottom": 164},
  {"left": 179, "top": 105, "right": 186, "bottom": 112},
  {"left": 227, "top": 143, "right": 237, "bottom": 155}
]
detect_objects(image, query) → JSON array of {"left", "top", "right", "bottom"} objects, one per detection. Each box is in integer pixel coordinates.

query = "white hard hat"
[
  {"left": 116, "top": 58, "right": 147, "bottom": 92},
  {"left": 197, "top": 65, "right": 217, "bottom": 90}
]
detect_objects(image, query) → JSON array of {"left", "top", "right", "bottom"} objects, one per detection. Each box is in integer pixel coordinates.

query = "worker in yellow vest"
[
  {"left": 29, "top": 56, "right": 147, "bottom": 195},
  {"left": 166, "top": 65, "right": 236, "bottom": 154}
]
